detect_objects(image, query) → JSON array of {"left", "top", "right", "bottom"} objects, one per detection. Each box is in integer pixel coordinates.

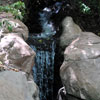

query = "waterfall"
[
  {"left": 27, "top": 2, "right": 62, "bottom": 100},
  {"left": 30, "top": 39, "right": 55, "bottom": 100}
]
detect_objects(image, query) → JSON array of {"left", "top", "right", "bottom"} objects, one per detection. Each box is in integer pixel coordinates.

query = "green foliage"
[
  {"left": 0, "top": 19, "right": 14, "bottom": 32},
  {"left": 0, "top": 61, "right": 3, "bottom": 65},
  {"left": 73, "top": 0, "right": 100, "bottom": 34},
  {"left": 79, "top": 2, "right": 91, "bottom": 14},
  {"left": 38, "top": 39, "right": 43, "bottom": 43},
  {"left": 76, "top": 0, "right": 100, "bottom": 15},
  {"left": 7, "top": 25, "right": 13, "bottom": 32},
  {"left": 0, "top": 1, "right": 25, "bottom": 20},
  {"left": 97, "top": 32, "right": 100, "bottom": 36}
]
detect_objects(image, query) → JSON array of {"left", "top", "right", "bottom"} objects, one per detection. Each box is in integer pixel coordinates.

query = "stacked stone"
[{"left": 0, "top": 12, "right": 39, "bottom": 100}]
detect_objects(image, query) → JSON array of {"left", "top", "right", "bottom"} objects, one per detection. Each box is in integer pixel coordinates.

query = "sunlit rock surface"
[
  {"left": 60, "top": 32, "right": 100, "bottom": 100},
  {"left": 60, "top": 16, "right": 82, "bottom": 50},
  {"left": 0, "top": 70, "right": 39, "bottom": 100},
  {"left": 0, "top": 34, "right": 35, "bottom": 78}
]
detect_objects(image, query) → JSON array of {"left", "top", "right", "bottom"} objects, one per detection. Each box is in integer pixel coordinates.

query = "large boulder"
[
  {"left": 0, "top": 12, "right": 29, "bottom": 41},
  {"left": 0, "top": 34, "right": 35, "bottom": 78},
  {"left": 60, "top": 16, "right": 82, "bottom": 50},
  {"left": 0, "top": 70, "right": 39, "bottom": 100},
  {"left": 60, "top": 32, "right": 100, "bottom": 100}
]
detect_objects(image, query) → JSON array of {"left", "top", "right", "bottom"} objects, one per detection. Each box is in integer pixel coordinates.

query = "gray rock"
[
  {"left": 60, "top": 32, "right": 100, "bottom": 100},
  {"left": 57, "top": 87, "right": 67, "bottom": 100},
  {"left": 28, "top": 81, "right": 39, "bottom": 100},
  {"left": 60, "top": 17, "right": 82, "bottom": 50},
  {"left": 0, "top": 34, "right": 35, "bottom": 78},
  {"left": 0, "top": 70, "right": 39, "bottom": 100}
]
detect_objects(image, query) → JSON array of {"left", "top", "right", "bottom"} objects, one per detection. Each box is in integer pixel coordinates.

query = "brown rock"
[{"left": 0, "top": 34, "right": 35, "bottom": 78}]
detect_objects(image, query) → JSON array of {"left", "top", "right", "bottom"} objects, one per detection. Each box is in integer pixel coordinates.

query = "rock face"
[
  {"left": 60, "top": 32, "right": 100, "bottom": 100},
  {"left": 0, "top": 34, "right": 35, "bottom": 78},
  {"left": 0, "top": 71, "right": 39, "bottom": 100},
  {"left": 60, "top": 16, "right": 82, "bottom": 50}
]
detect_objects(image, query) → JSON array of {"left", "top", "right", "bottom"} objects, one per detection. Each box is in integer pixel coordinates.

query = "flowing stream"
[
  {"left": 30, "top": 39, "right": 55, "bottom": 100},
  {"left": 27, "top": 2, "right": 62, "bottom": 100}
]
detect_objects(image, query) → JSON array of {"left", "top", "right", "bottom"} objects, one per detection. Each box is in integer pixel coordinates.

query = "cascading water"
[
  {"left": 30, "top": 39, "right": 55, "bottom": 100},
  {"left": 27, "top": 2, "right": 62, "bottom": 100}
]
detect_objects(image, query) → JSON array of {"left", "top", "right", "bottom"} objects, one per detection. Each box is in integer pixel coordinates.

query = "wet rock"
[
  {"left": 60, "top": 32, "right": 100, "bottom": 100},
  {"left": 0, "top": 12, "right": 29, "bottom": 41},
  {"left": 0, "top": 34, "right": 35, "bottom": 78},
  {"left": 0, "top": 70, "right": 39, "bottom": 100},
  {"left": 28, "top": 81, "right": 39, "bottom": 100},
  {"left": 60, "top": 16, "right": 82, "bottom": 50},
  {"left": 57, "top": 87, "right": 67, "bottom": 100}
]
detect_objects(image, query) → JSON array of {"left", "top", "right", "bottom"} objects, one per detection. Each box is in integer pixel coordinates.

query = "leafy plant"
[
  {"left": 38, "top": 39, "right": 43, "bottom": 43},
  {"left": 79, "top": 1, "right": 91, "bottom": 14},
  {"left": 0, "top": 19, "right": 14, "bottom": 32},
  {"left": 0, "top": 1, "right": 25, "bottom": 20},
  {"left": 0, "top": 61, "right": 3, "bottom": 65}
]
